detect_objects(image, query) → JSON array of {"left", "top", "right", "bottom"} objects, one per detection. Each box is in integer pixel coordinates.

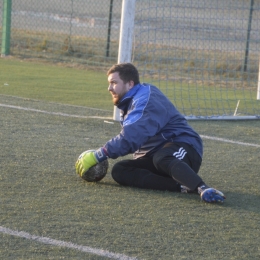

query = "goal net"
[
  {"left": 132, "top": 0, "right": 260, "bottom": 119},
  {"left": 1, "top": 0, "right": 259, "bottom": 119}
]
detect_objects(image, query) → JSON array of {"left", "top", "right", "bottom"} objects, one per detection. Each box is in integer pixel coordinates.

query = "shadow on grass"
[
  {"left": 220, "top": 191, "right": 260, "bottom": 213},
  {"left": 92, "top": 181, "right": 260, "bottom": 213}
]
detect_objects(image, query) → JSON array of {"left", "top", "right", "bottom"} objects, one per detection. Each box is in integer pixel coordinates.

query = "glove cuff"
[{"left": 94, "top": 148, "right": 108, "bottom": 162}]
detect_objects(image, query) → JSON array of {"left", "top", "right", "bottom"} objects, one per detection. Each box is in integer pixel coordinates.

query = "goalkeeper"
[{"left": 76, "top": 63, "right": 225, "bottom": 203}]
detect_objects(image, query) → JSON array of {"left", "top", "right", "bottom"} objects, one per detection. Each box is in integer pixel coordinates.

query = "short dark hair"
[{"left": 107, "top": 63, "right": 140, "bottom": 85}]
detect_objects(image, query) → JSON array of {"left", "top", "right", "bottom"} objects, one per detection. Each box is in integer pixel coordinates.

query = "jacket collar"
[{"left": 117, "top": 83, "right": 141, "bottom": 110}]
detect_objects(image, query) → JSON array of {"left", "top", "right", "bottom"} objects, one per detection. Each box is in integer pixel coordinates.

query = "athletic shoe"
[
  {"left": 180, "top": 185, "right": 190, "bottom": 193},
  {"left": 199, "top": 187, "right": 225, "bottom": 203},
  {"left": 180, "top": 185, "right": 197, "bottom": 194}
]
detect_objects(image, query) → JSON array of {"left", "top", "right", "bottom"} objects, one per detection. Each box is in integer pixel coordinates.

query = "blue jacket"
[{"left": 98, "top": 83, "right": 203, "bottom": 161}]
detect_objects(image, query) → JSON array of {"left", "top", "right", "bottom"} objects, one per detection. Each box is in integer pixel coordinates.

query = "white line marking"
[
  {"left": 104, "top": 120, "right": 115, "bottom": 124},
  {"left": 0, "top": 226, "right": 139, "bottom": 260},
  {"left": 0, "top": 94, "right": 111, "bottom": 112},
  {"left": 1, "top": 102, "right": 259, "bottom": 148},
  {"left": 201, "top": 135, "right": 260, "bottom": 148},
  {"left": 0, "top": 103, "right": 113, "bottom": 120}
]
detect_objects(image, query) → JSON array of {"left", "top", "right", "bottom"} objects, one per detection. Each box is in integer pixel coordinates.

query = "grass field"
[{"left": 1, "top": 58, "right": 260, "bottom": 259}]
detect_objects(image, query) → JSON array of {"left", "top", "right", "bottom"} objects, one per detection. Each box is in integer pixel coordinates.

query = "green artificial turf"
[{"left": 0, "top": 58, "right": 260, "bottom": 260}]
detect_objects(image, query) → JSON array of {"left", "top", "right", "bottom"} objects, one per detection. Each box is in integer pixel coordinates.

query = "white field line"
[
  {"left": 1, "top": 103, "right": 259, "bottom": 148},
  {"left": 0, "top": 103, "right": 113, "bottom": 120},
  {"left": 0, "top": 226, "right": 139, "bottom": 260},
  {"left": 201, "top": 135, "right": 260, "bottom": 148},
  {"left": 0, "top": 94, "right": 111, "bottom": 112}
]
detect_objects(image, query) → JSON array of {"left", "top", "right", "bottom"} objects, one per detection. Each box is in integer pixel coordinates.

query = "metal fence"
[
  {"left": 1, "top": 0, "right": 260, "bottom": 117},
  {"left": 1, "top": 0, "right": 123, "bottom": 68}
]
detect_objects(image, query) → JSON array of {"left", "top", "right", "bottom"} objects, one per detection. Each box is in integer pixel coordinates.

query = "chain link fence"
[
  {"left": 0, "top": 0, "right": 122, "bottom": 69},
  {"left": 1, "top": 0, "right": 260, "bottom": 117}
]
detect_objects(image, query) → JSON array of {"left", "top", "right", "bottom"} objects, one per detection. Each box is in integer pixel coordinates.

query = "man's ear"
[{"left": 129, "top": 80, "right": 135, "bottom": 89}]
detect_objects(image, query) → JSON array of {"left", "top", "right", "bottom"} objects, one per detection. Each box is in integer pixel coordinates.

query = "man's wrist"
[{"left": 94, "top": 148, "right": 108, "bottom": 162}]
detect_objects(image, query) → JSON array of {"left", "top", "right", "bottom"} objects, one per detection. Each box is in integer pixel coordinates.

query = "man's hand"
[{"left": 75, "top": 150, "right": 98, "bottom": 177}]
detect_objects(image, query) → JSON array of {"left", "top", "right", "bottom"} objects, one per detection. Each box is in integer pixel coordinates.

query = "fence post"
[
  {"left": 106, "top": 0, "right": 114, "bottom": 57},
  {"left": 113, "top": 0, "right": 136, "bottom": 121},
  {"left": 1, "top": 0, "right": 12, "bottom": 57},
  {"left": 257, "top": 57, "right": 260, "bottom": 100},
  {"left": 243, "top": 0, "right": 254, "bottom": 72}
]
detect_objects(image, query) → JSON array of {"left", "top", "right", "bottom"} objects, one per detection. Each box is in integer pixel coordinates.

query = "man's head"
[{"left": 107, "top": 63, "right": 140, "bottom": 105}]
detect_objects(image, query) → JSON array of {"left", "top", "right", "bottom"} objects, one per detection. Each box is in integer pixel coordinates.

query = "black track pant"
[{"left": 111, "top": 142, "right": 203, "bottom": 192}]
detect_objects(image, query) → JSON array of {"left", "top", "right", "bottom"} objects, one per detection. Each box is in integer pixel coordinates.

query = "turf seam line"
[
  {"left": 0, "top": 226, "right": 139, "bottom": 260},
  {"left": 0, "top": 103, "right": 113, "bottom": 120}
]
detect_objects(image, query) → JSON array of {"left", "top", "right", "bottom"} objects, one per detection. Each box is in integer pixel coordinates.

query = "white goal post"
[{"left": 113, "top": 0, "right": 136, "bottom": 121}]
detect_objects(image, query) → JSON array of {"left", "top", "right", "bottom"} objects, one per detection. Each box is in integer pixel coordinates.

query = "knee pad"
[
  {"left": 153, "top": 147, "right": 178, "bottom": 172},
  {"left": 111, "top": 163, "right": 122, "bottom": 182},
  {"left": 153, "top": 149, "right": 165, "bottom": 169}
]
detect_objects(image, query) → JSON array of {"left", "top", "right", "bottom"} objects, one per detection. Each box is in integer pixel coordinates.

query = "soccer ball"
[{"left": 81, "top": 160, "right": 109, "bottom": 182}]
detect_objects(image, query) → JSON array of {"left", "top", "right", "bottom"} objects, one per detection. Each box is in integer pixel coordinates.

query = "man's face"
[{"left": 107, "top": 72, "right": 133, "bottom": 105}]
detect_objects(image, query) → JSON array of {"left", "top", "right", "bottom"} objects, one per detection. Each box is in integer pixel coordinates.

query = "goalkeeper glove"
[
  {"left": 75, "top": 148, "right": 107, "bottom": 177},
  {"left": 200, "top": 187, "right": 226, "bottom": 203}
]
